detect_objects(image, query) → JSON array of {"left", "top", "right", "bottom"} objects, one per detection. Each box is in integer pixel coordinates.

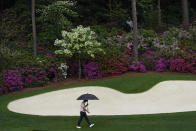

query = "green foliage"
[
  {"left": 36, "top": 25, "right": 58, "bottom": 43},
  {"left": 0, "top": 55, "right": 12, "bottom": 72},
  {"left": 143, "top": 10, "right": 159, "bottom": 28},
  {"left": 75, "top": 0, "right": 108, "bottom": 24},
  {"left": 0, "top": 7, "right": 31, "bottom": 46},
  {"left": 100, "top": 46, "right": 122, "bottom": 58},
  {"left": 182, "top": 40, "right": 196, "bottom": 51},
  {"left": 139, "top": 29, "right": 157, "bottom": 38},
  {"left": 189, "top": 26, "right": 196, "bottom": 42},
  {"left": 0, "top": 43, "right": 59, "bottom": 70},
  {"left": 90, "top": 25, "right": 110, "bottom": 41},
  {"left": 37, "top": 1, "right": 78, "bottom": 44},
  {"left": 141, "top": 55, "right": 154, "bottom": 70},
  {"left": 91, "top": 25, "right": 126, "bottom": 42},
  {"left": 106, "top": 1, "right": 129, "bottom": 22},
  {"left": 0, "top": 45, "right": 25, "bottom": 72},
  {"left": 162, "top": 2, "right": 181, "bottom": 26},
  {"left": 137, "top": 0, "right": 153, "bottom": 12},
  {"left": 137, "top": 0, "right": 154, "bottom": 25},
  {"left": 138, "top": 29, "right": 157, "bottom": 47},
  {"left": 159, "top": 27, "right": 191, "bottom": 47},
  {"left": 14, "top": 53, "right": 59, "bottom": 68}
]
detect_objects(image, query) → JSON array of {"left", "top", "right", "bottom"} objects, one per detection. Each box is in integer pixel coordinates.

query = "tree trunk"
[
  {"left": 32, "top": 0, "right": 37, "bottom": 56},
  {"left": 157, "top": 0, "right": 161, "bottom": 26},
  {"left": 182, "top": 0, "right": 189, "bottom": 27},
  {"left": 78, "top": 55, "right": 81, "bottom": 79},
  {"left": 131, "top": 0, "right": 138, "bottom": 61}
]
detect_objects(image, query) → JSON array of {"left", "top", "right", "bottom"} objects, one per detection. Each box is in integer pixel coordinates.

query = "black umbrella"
[{"left": 77, "top": 93, "right": 99, "bottom": 100}]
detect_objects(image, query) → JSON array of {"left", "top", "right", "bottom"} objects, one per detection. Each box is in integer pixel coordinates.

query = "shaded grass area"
[{"left": 0, "top": 74, "right": 196, "bottom": 131}]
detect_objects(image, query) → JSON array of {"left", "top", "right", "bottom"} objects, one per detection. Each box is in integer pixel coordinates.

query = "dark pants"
[{"left": 77, "top": 111, "right": 91, "bottom": 126}]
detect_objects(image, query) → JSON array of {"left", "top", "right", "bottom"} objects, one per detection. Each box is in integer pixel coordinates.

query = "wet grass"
[{"left": 0, "top": 73, "right": 196, "bottom": 131}]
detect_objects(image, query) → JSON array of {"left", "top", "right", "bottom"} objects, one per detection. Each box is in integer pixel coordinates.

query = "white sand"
[{"left": 7, "top": 80, "right": 196, "bottom": 116}]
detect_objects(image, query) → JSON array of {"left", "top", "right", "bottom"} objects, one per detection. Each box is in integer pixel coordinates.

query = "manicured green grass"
[{"left": 0, "top": 73, "right": 196, "bottom": 131}]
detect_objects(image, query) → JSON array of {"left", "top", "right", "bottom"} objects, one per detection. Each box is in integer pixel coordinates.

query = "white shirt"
[
  {"left": 126, "top": 20, "right": 133, "bottom": 28},
  {"left": 80, "top": 102, "right": 88, "bottom": 112}
]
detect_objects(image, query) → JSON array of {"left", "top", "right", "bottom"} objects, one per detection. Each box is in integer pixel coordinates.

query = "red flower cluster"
[
  {"left": 99, "top": 55, "right": 129, "bottom": 76},
  {"left": 169, "top": 55, "right": 196, "bottom": 73}
]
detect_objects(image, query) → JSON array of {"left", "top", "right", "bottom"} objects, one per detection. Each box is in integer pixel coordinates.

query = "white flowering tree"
[{"left": 54, "top": 25, "right": 104, "bottom": 79}]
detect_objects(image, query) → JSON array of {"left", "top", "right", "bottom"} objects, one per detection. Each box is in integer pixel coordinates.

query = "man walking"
[{"left": 76, "top": 100, "right": 94, "bottom": 128}]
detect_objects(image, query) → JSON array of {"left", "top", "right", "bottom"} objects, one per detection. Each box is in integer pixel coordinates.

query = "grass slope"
[{"left": 0, "top": 74, "right": 196, "bottom": 131}]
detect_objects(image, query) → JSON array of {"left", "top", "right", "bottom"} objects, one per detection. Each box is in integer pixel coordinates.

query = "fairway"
[{"left": 1, "top": 74, "right": 196, "bottom": 131}]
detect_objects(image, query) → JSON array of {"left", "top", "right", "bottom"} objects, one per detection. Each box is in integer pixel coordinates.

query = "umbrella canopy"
[{"left": 77, "top": 93, "right": 99, "bottom": 100}]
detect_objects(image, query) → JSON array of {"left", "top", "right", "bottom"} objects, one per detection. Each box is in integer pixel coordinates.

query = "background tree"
[
  {"left": 132, "top": 0, "right": 138, "bottom": 61},
  {"left": 182, "top": 0, "right": 189, "bottom": 27},
  {"left": 32, "top": 0, "right": 37, "bottom": 56},
  {"left": 157, "top": 0, "right": 161, "bottom": 26}
]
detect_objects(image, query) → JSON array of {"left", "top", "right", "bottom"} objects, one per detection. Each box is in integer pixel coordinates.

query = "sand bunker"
[{"left": 7, "top": 80, "right": 196, "bottom": 116}]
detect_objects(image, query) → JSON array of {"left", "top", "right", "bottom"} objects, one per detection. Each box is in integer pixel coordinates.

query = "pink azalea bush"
[
  {"left": 169, "top": 54, "right": 196, "bottom": 73},
  {"left": 83, "top": 62, "right": 102, "bottom": 80},
  {"left": 141, "top": 48, "right": 156, "bottom": 70},
  {"left": 153, "top": 57, "right": 168, "bottom": 72},
  {"left": 0, "top": 62, "right": 63, "bottom": 94},
  {"left": 21, "top": 66, "right": 49, "bottom": 88},
  {"left": 0, "top": 68, "right": 24, "bottom": 92},
  {"left": 129, "top": 61, "right": 146, "bottom": 72},
  {"left": 45, "top": 63, "right": 61, "bottom": 82}
]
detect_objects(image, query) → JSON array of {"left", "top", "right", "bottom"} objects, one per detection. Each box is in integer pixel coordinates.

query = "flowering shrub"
[
  {"left": 141, "top": 48, "right": 156, "bottom": 70},
  {"left": 98, "top": 54, "right": 129, "bottom": 76},
  {"left": 151, "top": 27, "right": 193, "bottom": 57},
  {"left": 21, "top": 66, "right": 49, "bottom": 88},
  {"left": 0, "top": 61, "right": 64, "bottom": 93},
  {"left": 2, "top": 26, "right": 196, "bottom": 95},
  {"left": 54, "top": 25, "right": 104, "bottom": 79},
  {"left": 138, "top": 29, "right": 157, "bottom": 48},
  {"left": 45, "top": 63, "right": 61, "bottom": 82},
  {"left": 104, "top": 27, "right": 193, "bottom": 58},
  {"left": 105, "top": 29, "right": 158, "bottom": 51},
  {"left": 191, "top": 63, "right": 196, "bottom": 73},
  {"left": 141, "top": 48, "right": 156, "bottom": 57},
  {"left": 169, "top": 54, "right": 196, "bottom": 73},
  {"left": 0, "top": 68, "right": 24, "bottom": 91},
  {"left": 105, "top": 34, "right": 132, "bottom": 48},
  {"left": 83, "top": 62, "right": 101, "bottom": 80},
  {"left": 170, "top": 59, "right": 189, "bottom": 72},
  {"left": 37, "top": 44, "right": 55, "bottom": 58},
  {"left": 153, "top": 57, "right": 168, "bottom": 72},
  {"left": 129, "top": 61, "right": 146, "bottom": 72},
  {"left": 66, "top": 59, "right": 80, "bottom": 77},
  {"left": 54, "top": 25, "right": 103, "bottom": 58},
  {"left": 152, "top": 37, "right": 179, "bottom": 57},
  {"left": 189, "top": 26, "right": 196, "bottom": 41}
]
